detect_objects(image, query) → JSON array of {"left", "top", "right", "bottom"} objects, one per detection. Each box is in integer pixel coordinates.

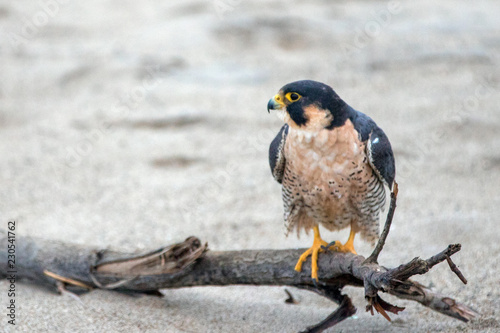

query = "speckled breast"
[{"left": 282, "top": 120, "right": 384, "bottom": 237}]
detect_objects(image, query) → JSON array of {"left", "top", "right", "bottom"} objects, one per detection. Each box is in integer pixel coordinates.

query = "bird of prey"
[{"left": 267, "top": 80, "right": 395, "bottom": 282}]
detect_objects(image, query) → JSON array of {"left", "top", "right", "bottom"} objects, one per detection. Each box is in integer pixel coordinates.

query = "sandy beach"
[{"left": 1, "top": 0, "right": 499, "bottom": 331}]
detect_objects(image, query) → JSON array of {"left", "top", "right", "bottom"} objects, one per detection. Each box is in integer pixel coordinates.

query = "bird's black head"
[{"left": 267, "top": 80, "right": 348, "bottom": 130}]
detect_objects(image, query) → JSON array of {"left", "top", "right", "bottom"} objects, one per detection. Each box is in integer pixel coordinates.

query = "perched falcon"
[{"left": 267, "top": 80, "right": 395, "bottom": 282}]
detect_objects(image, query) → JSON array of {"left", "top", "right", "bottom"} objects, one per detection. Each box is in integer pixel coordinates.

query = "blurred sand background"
[{"left": 1, "top": 0, "right": 499, "bottom": 332}]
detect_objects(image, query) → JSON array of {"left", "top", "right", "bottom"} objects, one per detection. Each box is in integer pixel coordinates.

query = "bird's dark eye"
[{"left": 286, "top": 92, "right": 302, "bottom": 102}]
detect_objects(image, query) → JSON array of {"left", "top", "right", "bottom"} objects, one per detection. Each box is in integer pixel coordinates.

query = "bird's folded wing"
[
  {"left": 269, "top": 124, "right": 289, "bottom": 184},
  {"left": 366, "top": 126, "right": 396, "bottom": 189}
]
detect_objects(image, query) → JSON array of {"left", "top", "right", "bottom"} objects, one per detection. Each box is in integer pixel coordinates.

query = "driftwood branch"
[{"left": 0, "top": 229, "right": 478, "bottom": 332}]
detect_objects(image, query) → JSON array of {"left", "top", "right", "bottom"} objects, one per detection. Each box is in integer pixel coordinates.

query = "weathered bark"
[{"left": 0, "top": 230, "right": 478, "bottom": 333}]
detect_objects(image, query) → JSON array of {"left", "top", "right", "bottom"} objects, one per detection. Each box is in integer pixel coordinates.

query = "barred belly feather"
[{"left": 282, "top": 120, "right": 386, "bottom": 244}]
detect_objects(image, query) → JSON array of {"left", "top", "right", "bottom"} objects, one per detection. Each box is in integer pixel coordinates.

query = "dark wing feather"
[
  {"left": 269, "top": 124, "right": 289, "bottom": 184},
  {"left": 367, "top": 126, "right": 395, "bottom": 189},
  {"left": 348, "top": 107, "right": 395, "bottom": 189}
]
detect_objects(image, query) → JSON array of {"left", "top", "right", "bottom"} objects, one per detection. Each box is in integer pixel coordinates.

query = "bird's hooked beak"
[{"left": 267, "top": 94, "right": 286, "bottom": 113}]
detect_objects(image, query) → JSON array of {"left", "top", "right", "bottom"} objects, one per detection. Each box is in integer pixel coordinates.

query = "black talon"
[
  {"left": 312, "top": 278, "right": 318, "bottom": 288},
  {"left": 322, "top": 241, "right": 337, "bottom": 252}
]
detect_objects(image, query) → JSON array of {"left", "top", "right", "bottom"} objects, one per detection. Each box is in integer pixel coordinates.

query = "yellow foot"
[
  {"left": 295, "top": 226, "right": 358, "bottom": 282},
  {"left": 294, "top": 226, "right": 329, "bottom": 281},
  {"left": 327, "top": 227, "right": 357, "bottom": 254},
  {"left": 326, "top": 240, "right": 357, "bottom": 254}
]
